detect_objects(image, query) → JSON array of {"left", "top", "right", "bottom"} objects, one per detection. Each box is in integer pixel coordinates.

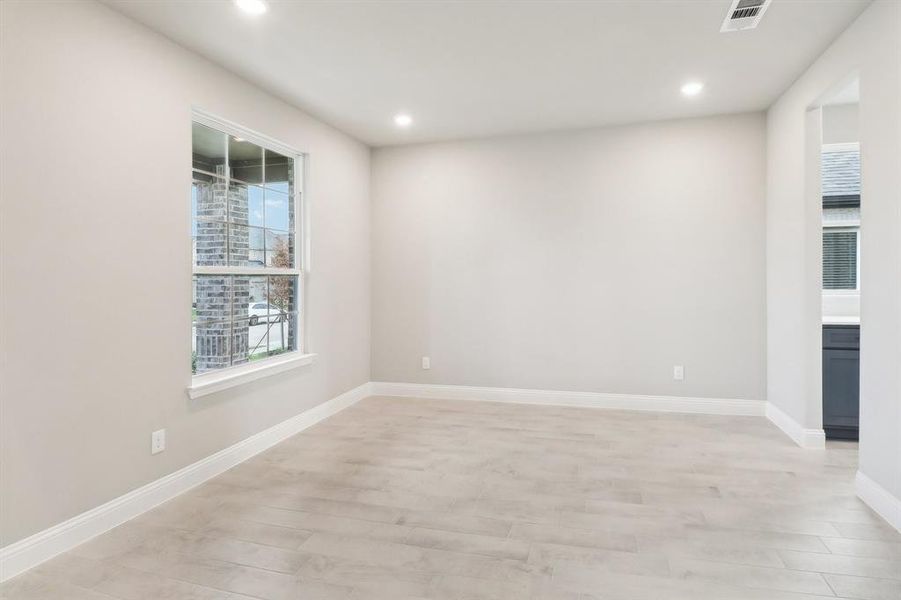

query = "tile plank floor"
[{"left": 3, "top": 396, "right": 900, "bottom": 599}]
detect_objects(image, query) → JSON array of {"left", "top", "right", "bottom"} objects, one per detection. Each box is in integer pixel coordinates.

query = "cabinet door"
[
  {"left": 822, "top": 348, "right": 860, "bottom": 431},
  {"left": 823, "top": 326, "right": 860, "bottom": 350}
]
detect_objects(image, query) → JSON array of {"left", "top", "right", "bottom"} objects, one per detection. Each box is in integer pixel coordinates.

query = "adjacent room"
[{"left": 1, "top": 1, "right": 900, "bottom": 598}]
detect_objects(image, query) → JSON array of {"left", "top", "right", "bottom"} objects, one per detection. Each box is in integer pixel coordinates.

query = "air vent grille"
[
  {"left": 732, "top": 7, "right": 761, "bottom": 20},
  {"left": 721, "top": 0, "right": 772, "bottom": 32}
]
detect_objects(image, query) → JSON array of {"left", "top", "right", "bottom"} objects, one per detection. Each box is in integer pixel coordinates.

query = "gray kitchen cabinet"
[{"left": 823, "top": 325, "right": 860, "bottom": 440}]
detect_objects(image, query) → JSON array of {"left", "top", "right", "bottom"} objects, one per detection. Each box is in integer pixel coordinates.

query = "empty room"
[{"left": 2, "top": 0, "right": 901, "bottom": 598}]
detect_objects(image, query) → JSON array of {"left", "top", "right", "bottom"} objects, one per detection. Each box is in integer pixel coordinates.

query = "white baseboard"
[
  {"left": 0, "top": 382, "right": 372, "bottom": 583},
  {"left": 370, "top": 382, "right": 766, "bottom": 416},
  {"left": 856, "top": 471, "right": 901, "bottom": 533},
  {"left": 765, "top": 402, "right": 826, "bottom": 449},
  {"left": 0, "top": 380, "right": 849, "bottom": 583}
]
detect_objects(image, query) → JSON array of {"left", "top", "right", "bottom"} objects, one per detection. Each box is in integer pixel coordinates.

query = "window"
[
  {"left": 823, "top": 227, "right": 859, "bottom": 290},
  {"left": 191, "top": 116, "right": 303, "bottom": 376},
  {"left": 821, "top": 143, "right": 860, "bottom": 293}
]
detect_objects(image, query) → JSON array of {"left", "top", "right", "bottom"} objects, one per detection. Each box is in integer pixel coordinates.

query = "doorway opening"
[{"left": 819, "top": 76, "right": 860, "bottom": 443}]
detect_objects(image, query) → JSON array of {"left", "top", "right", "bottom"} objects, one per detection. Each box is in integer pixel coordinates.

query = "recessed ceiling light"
[
  {"left": 394, "top": 114, "right": 413, "bottom": 128},
  {"left": 235, "top": 0, "right": 268, "bottom": 16},
  {"left": 681, "top": 81, "right": 704, "bottom": 97}
]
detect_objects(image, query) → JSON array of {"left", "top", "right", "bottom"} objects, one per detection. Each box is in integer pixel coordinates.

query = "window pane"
[
  {"left": 231, "top": 277, "right": 252, "bottom": 366},
  {"left": 246, "top": 276, "right": 271, "bottom": 360},
  {"left": 194, "top": 221, "right": 227, "bottom": 267},
  {"left": 194, "top": 319, "right": 233, "bottom": 374},
  {"left": 266, "top": 231, "right": 293, "bottom": 268},
  {"left": 248, "top": 227, "right": 265, "bottom": 267},
  {"left": 246, "top": 277, "right": 297, "bottom": 361},
  {"left": 265, "top": 189, "right": 291, "bottom": 232},
  {"left": 268, "top": 276, "right": 296, "bottom": 357},
  {"left": 226, "top": 180, "right": 250, "bottom": 225},
  {"left": 248, "top": 185, "right": 264, "bottom": 227},
  {"left": 192, "top": 275, "right": 298, "bottom": 373},
  {"left": 228, "top": 224, "right": 250, "bottom": 267},
  {"left": 192, "top": 123, "right": 227, "bottom": 176},
  {"left": 268, "top": 275, "right": 297, "bottom": 314},
  {"left": 193, "top": 174, "right": 228, "bottom": 268},
  {"left": 247, "top": 276, "right": 268, "bottom": 318},
  {"left": 193, "top": 275, "right": 233, "bottom": 374},
  {"left": 193, "top": 175, "right": 229, "bottom": 224},
  {"left": 823, "top": 230, "right": 858, "bottom": 290},
  {"left": 231, "top": 318, "right": 252, "bottom": 366},
  {"left": 264, "top": 148, "right": 293, "bottom": 194},
  {"left": 246, "top": 315, "right": 268, "bottom": 360},
  {"left": 193, "top": 275, "right": 232, "bottom": 323},
  {"left": 229, "top": 137, "right": 263, "bottom": 184},
  {"left": 263, "top": 311, "right": 296, "bottom": 358}
]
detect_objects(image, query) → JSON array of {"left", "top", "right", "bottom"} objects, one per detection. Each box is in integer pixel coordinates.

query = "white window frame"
[{"left": 188, "top": 109, "right": 314, "bottom": 399}]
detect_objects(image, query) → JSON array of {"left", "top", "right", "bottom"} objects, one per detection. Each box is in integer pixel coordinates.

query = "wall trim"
[
  {"left": 0, "top": 382, "right": 372, "bottom": 583},
  {"left": 855, "top": 471, "right": 901, "bottom": 533},
  {"left": 765, "top": 402, "right": 826, "bottom": 449},
  {"left": 370, "top": 381, "right": 766, "bottom": 416}
]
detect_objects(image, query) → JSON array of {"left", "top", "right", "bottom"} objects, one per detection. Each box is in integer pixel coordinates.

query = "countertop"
[{"left": 823, "top": 316, "right": 860, "bottom": 326}]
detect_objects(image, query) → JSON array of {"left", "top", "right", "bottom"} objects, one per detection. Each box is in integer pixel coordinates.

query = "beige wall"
[
  {"left": 766, "top": 0, "right": 901, "bottom": 500},
  {"left": 371, "top": 113, "right": 767, "bottom": 401},
  {"left": 0, "top": 1, "right": 371, "bottom": 545}
]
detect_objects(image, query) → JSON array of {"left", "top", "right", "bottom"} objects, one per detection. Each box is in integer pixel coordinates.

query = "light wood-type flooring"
[{"left": 3, "top": 396, "right": 900, "bottom": 600}]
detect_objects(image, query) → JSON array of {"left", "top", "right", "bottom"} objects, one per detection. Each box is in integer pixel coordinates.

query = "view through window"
[
  {"left": 821, "top": 143, "right": 860, "bottom": 292},
  {"left": 191, "top": 119, "right": 302, "bottom": 375}
]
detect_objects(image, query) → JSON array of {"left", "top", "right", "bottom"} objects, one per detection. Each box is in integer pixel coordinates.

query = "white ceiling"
[{"left": 108, "top": 0, "right": 870, "bottom": 147}]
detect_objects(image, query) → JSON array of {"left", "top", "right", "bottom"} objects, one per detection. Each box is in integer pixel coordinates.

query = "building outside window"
[{"left": 191, "top": 115, "right": 303, "bottom": 375}]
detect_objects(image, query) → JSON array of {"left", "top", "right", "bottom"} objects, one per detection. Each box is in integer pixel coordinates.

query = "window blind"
[{"left": 823, "top": 229, "right": 858, "bottom": 290}]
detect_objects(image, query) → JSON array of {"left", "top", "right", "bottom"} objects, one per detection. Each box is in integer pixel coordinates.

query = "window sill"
[{"left": 188, "top": 353, "right": 317, "bottom": 400}]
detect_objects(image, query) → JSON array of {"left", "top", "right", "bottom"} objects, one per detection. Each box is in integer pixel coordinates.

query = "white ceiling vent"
[{"left": 720, "top": 0, "right": 772, "bottom": 32}]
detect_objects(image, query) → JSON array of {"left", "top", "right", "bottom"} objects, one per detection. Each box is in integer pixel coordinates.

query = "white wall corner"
[
  {"left": 0, "top": 381, "right": 372, "bottom": 583},
  {"left": 855, "top": 471, "right": 901, "bottom": 533},
  {"left": 370, "top": 382, "right": 766, "bottom": 416},
  {"left": 765, "top": 402, "right": 826, "bottom": 449}
]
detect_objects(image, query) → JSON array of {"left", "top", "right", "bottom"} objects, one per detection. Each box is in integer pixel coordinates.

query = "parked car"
[{"left": 248, "top": 302, "right": 286, "bottom": 326}]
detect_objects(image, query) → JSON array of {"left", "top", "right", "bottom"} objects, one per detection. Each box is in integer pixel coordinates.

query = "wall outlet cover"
[{"left": 151, "top": 429, "right": 166, "bottom": 455}]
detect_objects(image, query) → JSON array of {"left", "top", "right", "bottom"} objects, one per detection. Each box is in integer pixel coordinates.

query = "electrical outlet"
[
  {"left": 421, "top": 356, "right": 431, "bottom": 370},
  {"left": 151, "top": 429, "right": 166, "bottom": 455},
  {"left": 673, "top": 365, "right": 684, "bottom": 381}
]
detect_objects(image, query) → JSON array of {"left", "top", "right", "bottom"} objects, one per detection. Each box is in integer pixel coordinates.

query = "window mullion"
[{"left": 194, "top": 266, "right": 300, "bottom": 276}]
